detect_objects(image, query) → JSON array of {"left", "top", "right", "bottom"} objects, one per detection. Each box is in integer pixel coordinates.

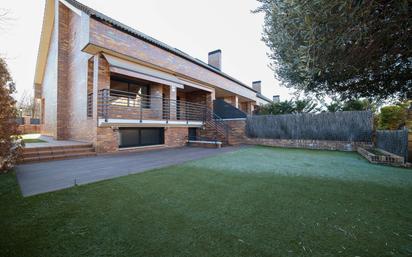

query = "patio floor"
[
  {"left": 16, "top": 146, "right": 241, "bottom": 197},
  {"left": 23, "top": 134, "right": 90, "bottom": 148}
]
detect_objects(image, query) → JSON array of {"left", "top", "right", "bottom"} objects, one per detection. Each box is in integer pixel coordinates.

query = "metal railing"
[
  {"left": 98, "top": 89, "right": 208, "bottom": 123},
  {"left": 96, "top": 89, "right": 230, "bottom": 144},
  {"left": 87, "top": 93, "right": 93, "bottom": 117},
  {"left": 204, "top": 108, "right": 230, "bottom": 144}
]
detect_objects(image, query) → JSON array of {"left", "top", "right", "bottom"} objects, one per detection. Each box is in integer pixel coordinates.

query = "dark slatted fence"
[
  {"left": 376, "top": 128, "right": 409, "bottom": 162},
  {"left": 246, "top": 111, "right": 373, "bottom": 142}
]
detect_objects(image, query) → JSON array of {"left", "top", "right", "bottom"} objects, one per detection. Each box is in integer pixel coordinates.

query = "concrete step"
[
  {"left": 22, "top": 147, "right": 95, "bottom": 158},
  {"left": 22, "top": 151, "right": 96, "bottom": 164},
  {"left": 21, "top": 143, "right": 96, "bottom": 163},
  {"left": 23, "top": 144, "right": 93, "bottom": 153},
  {"left": 188, "top": 140, "right": 222, "bottom": 148}
]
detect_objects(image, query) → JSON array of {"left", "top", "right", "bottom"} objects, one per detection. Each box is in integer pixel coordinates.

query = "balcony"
[{"left": 97, "top": 89, "right": 207, "bottom": 127}]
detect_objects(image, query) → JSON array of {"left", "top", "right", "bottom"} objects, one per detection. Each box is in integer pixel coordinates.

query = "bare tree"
[{"left": 17, "top": 90, "right": 38, "bottom": 118}]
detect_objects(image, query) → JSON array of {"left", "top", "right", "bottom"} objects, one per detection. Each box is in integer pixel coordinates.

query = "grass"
[
  {"left": 21, "top": 134, "right": 46, "bottom": 144},
  {"left": 1, "top": 146, "right": 412, "bottom": 257},
  {"left": 22, "top": 138, "right": 47, "bottom": 144}
]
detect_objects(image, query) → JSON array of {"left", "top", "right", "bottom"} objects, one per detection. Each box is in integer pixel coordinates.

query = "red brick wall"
[
  {"left": 18, "top": 125, "right": 41, "bottom": 134},
  {"left": 224, "top": 120, "right": 247, "bottom": 145},
  {"left": 56, "top": 3, "right": 70, "bottom": 139},
  {"left": 165, "top": 127, "right": 188, "bottom": 147},
  {"left": 88, "top": 18, "right": 256, "bottom": 100},
  {"left": 96, "top": 127, "right": 118, "bottom": 153}
]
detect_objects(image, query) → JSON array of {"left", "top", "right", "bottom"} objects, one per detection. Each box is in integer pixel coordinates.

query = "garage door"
[{"left": 119, "top": 128, "right": 164, "bottom": 148}]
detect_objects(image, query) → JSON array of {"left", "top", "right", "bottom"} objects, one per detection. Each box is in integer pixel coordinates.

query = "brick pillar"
[
  {"left": 56, "top": 2, "right": 69, "bottom": 140},
  {"left": 250, "top": 102, "right": 255, "bottom": 114},
  {"left": 233, "top": 95, "right": 239, "bottom": 109},
  {"left": 150, "top": 84, "right": 163, "bottom": 119},
  {"left": 94, "top": 54, "right": 117, "bottom": 153},
  {"left": 169, "top": 85, "right": 177, "bottom": 120}
]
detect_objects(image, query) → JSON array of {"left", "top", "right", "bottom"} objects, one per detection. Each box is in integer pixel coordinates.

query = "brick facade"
[
  {"left": 224, "top": 120, "right": 247, "bottom": 145},
  {"left": 88, "top": 18, "right": 256, "bottom": 100},
  {"left": 165, "top": 127, "right": 189, "bottom": 147},
  {"left": 95, "top": 127, "right": 118, "bottom": 153},
  {"left": 36, "top": 1, "right": 265, "bottom": 153}
]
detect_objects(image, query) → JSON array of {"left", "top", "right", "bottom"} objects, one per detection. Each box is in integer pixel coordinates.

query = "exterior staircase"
[
  {"left": 21, "top": 144, "right": 96, "bottom": 163},
  {"left": 197, "top": 109, "right": 230, "bottom": 145}
]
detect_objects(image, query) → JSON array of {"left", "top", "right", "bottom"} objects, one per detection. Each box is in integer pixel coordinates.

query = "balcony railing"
[{"left": 97, "top": 89, "right": 208, "bottom": 123}]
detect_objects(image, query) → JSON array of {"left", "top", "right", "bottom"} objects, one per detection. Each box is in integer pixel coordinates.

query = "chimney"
[
  {"left": 208, "top": 50, "right": 222, "bottom": 70},
  {"left": 272, "top": 95, "right": 280, "bottom": 103},
  {"left": 252, "top": 81, "right": 262, "bottom": 94}
]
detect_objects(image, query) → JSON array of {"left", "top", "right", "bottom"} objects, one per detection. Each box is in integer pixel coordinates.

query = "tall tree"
[
  {"left": 258, "top": 98, "right": 318, "bottom": 115},
  {"left": 255, "top": 0, "right": 412, "bottom": 100}
]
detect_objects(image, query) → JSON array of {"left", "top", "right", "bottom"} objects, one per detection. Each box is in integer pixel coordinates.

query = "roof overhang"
[
  {"left": 102, "top": 53, "right": 184, "bottom": 89},
  {"left": 33, "top": 0, "right": 55, "bottom": 98}
]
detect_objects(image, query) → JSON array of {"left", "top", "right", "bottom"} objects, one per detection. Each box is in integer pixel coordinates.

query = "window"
[{"left": 110, "top": 77, "right": 150, "bottom": 108}]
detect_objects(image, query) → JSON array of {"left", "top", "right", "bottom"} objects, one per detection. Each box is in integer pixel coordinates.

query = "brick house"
[{"left": 33, "top": 0, "right": 272, "bottom": 153}]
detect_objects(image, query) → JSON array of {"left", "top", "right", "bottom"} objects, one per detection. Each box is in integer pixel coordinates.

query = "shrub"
[
  {"left": 378, "top": 106, "right": 407, "bottom": 130},
  {"left": 0, "top": 57, "right": 22, "bottom": 172}
]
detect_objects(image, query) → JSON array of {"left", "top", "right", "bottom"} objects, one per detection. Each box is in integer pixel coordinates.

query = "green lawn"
[
  {"left": 21, "top": 134, "right": 46, "bottom": 144},
  {"left": 22, "top": 138, "right": 47, "bottom": 144},
  {"left": 1, "top": 146, "right": 412, "bottom": 257}
]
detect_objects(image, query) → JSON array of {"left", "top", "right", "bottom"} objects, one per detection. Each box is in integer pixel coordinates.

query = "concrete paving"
[
  {"left": 16, "top": 146, "right": 241, "bottom": 197},
  {"left": 24, "top": 134, "right": 90, "bottom": 148}
]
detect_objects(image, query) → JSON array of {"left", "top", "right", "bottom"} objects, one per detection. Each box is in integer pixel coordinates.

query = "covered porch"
[{"left": 91, "top": 54, "right": 214, "bottom": 128}]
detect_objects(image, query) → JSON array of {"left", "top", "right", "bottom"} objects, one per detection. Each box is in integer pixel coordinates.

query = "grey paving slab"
[
  {"left": 24, "top": 134, "right": 90, "bottom": 148},
  {"left": 16, "top": 146, "right": 241, "bottom": 197}
]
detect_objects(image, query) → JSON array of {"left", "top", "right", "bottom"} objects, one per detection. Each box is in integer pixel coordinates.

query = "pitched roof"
[
  {"left": 64, "top": 0, "right": 262, "bottom": 95},
  {"left": 257, "top": 93, "right": 272, "bottom": 103}
]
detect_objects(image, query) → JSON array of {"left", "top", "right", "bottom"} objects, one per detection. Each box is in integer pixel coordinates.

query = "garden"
[{"left": 1, "top": 146, "right": 412, "bottom": 257}]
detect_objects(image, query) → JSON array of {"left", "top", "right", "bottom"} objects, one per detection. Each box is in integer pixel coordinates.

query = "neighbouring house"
[{"left": 33, "top": 0, "right": 272, "bottom": 153}]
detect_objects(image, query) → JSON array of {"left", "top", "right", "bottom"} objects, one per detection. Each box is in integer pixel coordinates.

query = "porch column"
[
  {"left": 169, "top": 85, "right": 177, "bottom": 120},
  {"left": 250, "top": 102, "right": 255, "bottom": 115},
  {"left": 92, "top": 55, "right": 110, "bottom": 121},
  {"left": 150, "top": 84, "right": 163, "bottom": 119},
  {"left": 232, "top": 95, "right": 239, "bottom": 109}
]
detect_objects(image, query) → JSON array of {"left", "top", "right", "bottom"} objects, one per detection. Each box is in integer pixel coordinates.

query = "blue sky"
[{"left": 0, "top": 0, "right": 294, "bottom": 101}]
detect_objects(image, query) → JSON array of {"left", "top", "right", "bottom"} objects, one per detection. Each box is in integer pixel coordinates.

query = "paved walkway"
[
  {"left": 16, "top": 146, "right": 240, "bottom": 197},
  {"left": 24, "top": 134, "right": 90, "bottom": 148}
]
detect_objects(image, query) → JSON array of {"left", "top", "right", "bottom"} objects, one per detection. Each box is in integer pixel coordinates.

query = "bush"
[
  {"left": 378, "top": 106, "right": 407, "bottom": 130},
  {"left": 0, "top": 57, "right": 22, "bottom": 172}
]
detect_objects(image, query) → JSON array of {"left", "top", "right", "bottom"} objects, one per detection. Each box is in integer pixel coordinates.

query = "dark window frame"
[
  {"left": 118, "top": 127, "right": 164, "bottom": 148},
  {"left": 110, "top": 76, "right": 151, "bottom": 108}
]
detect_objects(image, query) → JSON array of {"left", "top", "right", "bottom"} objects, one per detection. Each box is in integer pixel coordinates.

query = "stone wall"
[
  {"left": 223, "top": 119, "right": 372, "bottom": 151},
  {"left": 245, "top": 138, "right": 372, "bottom": 151}
]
